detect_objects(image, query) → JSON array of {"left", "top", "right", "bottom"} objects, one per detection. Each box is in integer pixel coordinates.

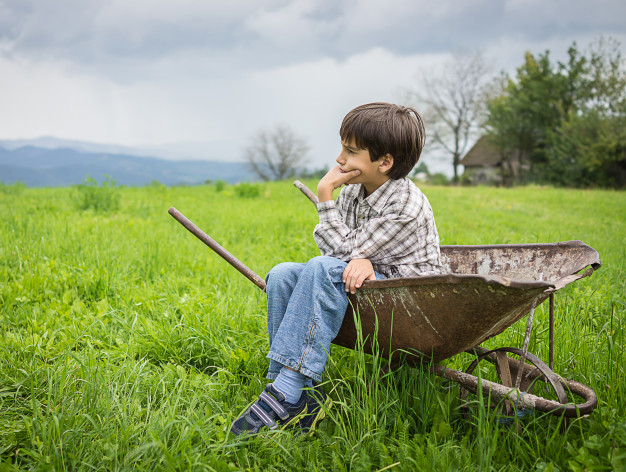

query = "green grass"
[{"left": 1, "top": 181, "right": 624, "bottom": 471}]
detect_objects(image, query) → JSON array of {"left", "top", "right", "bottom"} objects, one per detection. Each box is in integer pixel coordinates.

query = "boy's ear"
[{"left": 379, "top": 154, "right": 394, "bottom": 174}]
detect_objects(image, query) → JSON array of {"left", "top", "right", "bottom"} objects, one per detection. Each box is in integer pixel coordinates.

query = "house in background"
[{"left": 460, "top": 135, "right": 527, "bottom": 186}]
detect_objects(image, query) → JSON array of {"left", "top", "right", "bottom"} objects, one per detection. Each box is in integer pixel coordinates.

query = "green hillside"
[{"left": 1, "top": 181, "right": 624, "bottom": 471}]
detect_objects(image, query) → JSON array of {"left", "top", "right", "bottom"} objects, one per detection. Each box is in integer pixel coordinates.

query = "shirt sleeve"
[{"left": 313, "top": 193, "right": 424, "bottom": 263}]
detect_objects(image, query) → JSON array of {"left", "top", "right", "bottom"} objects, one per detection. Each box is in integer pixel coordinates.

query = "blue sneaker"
[
  {"left": 231, "top": 384, "right": 308, "bottom": 437},
  {"left": 299, "top": 383, "right": 331, "bottom": 433}
]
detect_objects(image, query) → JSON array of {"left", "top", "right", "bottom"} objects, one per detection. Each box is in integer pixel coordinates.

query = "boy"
[{"left": 231, "top": 102, "right": 441, "bottom": 436}]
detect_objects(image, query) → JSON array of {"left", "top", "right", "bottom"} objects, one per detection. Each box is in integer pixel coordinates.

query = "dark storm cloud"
[
  {"left": 0, "top": 0, "right": 260, "bottom": 63},
  {"left": 2, "top": 0, "right": 624, "bottom": 73}
]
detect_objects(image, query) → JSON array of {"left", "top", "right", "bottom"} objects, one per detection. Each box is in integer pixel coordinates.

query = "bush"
[
  {"left": 429, "top": 173, "right": 449, "bottom": 186},
  {"left": 72, "top": 176, "right": 120, "bottom": 212},
  {"left": 0, "top": 181, "right": 26, "bottom": 195},
  {"left": 214, "top": 180, "right": 228, "bottom": 192},
  {"left": 233, "top": 182, "right": 261, "bottom": 198}
]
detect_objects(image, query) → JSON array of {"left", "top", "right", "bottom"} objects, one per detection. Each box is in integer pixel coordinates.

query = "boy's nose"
[{"left": 336, "top": 153, "right": 345, "bottom": 165}]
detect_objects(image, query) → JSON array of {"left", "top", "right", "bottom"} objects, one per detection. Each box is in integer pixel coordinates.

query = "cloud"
[
  {"left": 1, "top": 0, "right": 625, "bottom": 176},
  {"left": 3, "top": 0, "right": 625, "bottom": 73},
  {"left": 0, "top": 43, "right": 445, "bottom": 158}
]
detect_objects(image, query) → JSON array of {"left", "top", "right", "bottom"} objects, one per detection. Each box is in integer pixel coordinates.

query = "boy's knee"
[
  {"left": 266, "top": 262, "right": 301, "bottom": 285},
  {"left": 306, "top": 256, "right": 347, "bottom": 277}
]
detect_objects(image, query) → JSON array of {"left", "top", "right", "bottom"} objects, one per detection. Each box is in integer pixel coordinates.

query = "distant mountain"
[
  {"left": 0, "top": 142, "right": 256, "bottom": 187},
  {"left": 0, "top": 137, "right": 143, "bottom": 155}
]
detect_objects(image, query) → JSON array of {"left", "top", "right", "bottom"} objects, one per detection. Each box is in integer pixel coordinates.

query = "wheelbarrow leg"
[
  {"left": 549, "top": 293, "right": 555, "bottom": 371},
  {"left": 515, "top": 297, "right": 540, "bottom": 390}
]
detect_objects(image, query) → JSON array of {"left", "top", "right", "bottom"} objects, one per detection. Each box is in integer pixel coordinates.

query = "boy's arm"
[
  {"left": 317, "top": 165, "right": 360, "bottom": 202},
  {"left": 315, "top": 208, "right": 417, "bottom": 259},
  {"left": 317, "top": 166, "right": 376, "bottom": 294},
  {"left": 313, "top": 189, "right": 427, "bottom": 265}
]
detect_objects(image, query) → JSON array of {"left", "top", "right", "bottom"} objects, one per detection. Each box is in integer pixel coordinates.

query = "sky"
[{"left": 1, "top": 0, "right": 625, "bottom": 175}]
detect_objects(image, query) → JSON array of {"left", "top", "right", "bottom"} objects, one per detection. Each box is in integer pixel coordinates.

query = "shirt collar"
[{"left": 355, "top": 178, "right": 404, "bottom": 213}]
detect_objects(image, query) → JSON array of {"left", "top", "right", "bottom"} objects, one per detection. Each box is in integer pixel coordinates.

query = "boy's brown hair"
[{"left": 340, "top": 102, "right": 426, "bottom": 180}]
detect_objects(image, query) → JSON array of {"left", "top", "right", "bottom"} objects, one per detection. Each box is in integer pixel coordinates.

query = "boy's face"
[{"left": 336, "top": 139, "right": 392, "bottom": 194}]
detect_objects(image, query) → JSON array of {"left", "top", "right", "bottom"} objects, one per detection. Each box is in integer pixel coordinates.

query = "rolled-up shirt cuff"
[{"left": 316, "top": 200, "right": 342, "bottom": 223}]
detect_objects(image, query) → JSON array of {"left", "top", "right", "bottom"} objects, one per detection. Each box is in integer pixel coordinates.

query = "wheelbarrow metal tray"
[{"left": 337, "top": 240, "right": 600, "bottom": 363}]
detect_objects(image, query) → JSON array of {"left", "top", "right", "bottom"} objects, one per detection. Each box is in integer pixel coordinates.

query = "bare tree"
[
  {"left": 245, "top": 125, "right": 310, "bottom": 181},
  {"left": 407, "top": 51, "right": 491, "bottom": 182}
]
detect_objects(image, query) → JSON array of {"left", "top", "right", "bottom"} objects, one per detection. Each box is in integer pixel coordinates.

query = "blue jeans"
[{"left": 265, "top": 256, "right": 383, "bottom": 382}]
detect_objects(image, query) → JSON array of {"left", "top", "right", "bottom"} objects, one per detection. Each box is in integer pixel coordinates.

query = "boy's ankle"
[{"left": 272, "top": 366, "right": 307, "bottom": 404}]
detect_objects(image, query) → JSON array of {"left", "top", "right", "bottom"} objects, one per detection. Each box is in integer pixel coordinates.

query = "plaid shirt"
[{"left": 313, "top": 177, "right": 442, "bottom": 278}]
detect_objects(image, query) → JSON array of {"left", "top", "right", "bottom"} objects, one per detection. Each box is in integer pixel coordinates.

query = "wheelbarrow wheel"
[{"left": 459, "top": 347, "right": 569, "bottom": 424}]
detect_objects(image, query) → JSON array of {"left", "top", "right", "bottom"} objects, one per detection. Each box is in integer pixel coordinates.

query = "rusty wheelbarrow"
[{"left": 168, "top": 181, "right": 601, "bottom": 420}]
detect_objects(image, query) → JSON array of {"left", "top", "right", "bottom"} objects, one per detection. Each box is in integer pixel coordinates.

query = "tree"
[
  {"left": 245, "top": 125, "right": 310, "bottom": 181},
  {"left": 485, "top": 50, "right": 578, "bottom": 183},
  {"left": 485, "top": 37, "right": 626, "bottom": 187},
  {"left": 557, "top": 38, "right": 626, "bottom": 187},
  {"left": 546, "top": 109, "right": 626, "bottom": 187},
  {"left": 407, "top": 51, "right": 492, "bottom": 183}
]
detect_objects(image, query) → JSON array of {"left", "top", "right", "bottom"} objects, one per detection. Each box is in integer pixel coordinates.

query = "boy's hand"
[
  {"left": 317, "top": 166, "right": 361, "bottom": 202},
  {"left": 343, "top": 258, "right": 376, "bottom": 294}
]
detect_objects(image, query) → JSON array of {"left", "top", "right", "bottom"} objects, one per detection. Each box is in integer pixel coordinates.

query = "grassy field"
[{"left": 1, "top": 180, "right": 624, "bottom": 471}]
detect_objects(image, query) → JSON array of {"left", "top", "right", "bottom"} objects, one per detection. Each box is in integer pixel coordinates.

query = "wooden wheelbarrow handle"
[
  {"left": 168, "top": 207, "right": 267, "bottom": 291},
  {"left": 168, "top": 183, "right": 318, "bottom": 291},
  {"left": 293, "top": 180, "right": 319, "bottom": 204}
]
